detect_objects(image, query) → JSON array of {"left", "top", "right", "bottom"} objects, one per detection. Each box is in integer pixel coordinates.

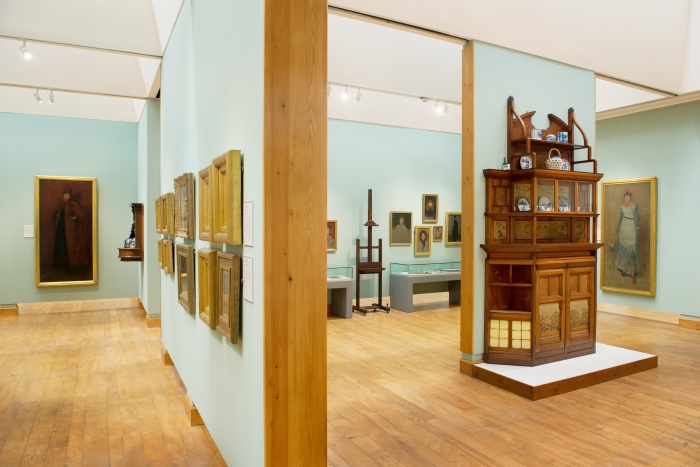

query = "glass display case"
[
  {"left": 390, "top": 262, "right": 461, "bottom": 275},
  {"left": 327, "top": 266, "right": 353, "bottom": 279}
]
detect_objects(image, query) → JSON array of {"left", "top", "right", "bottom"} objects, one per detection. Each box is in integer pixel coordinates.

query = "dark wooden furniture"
[
  {"left": 480, "top": 98, "right": 603, "bottom": 366},
  {"left": 118, "top": 203, "right": 143, "bottom": 261},
  {"left": 353, "top": 189, "right": 390, "bottom": 315}
]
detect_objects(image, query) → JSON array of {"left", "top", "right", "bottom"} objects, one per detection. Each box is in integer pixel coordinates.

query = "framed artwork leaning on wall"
[
  {"left": 601, "top": 177, "right": 657, "bottom": 296},
  {"left": 35, "top": 176, "right": 97, "bottom": 287}
]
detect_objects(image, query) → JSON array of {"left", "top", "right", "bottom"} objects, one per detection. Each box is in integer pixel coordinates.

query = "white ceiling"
[{"left": 0, "top": 0, "right": 698, "bottom": 124}]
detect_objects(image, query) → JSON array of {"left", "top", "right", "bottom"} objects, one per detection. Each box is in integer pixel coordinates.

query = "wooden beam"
[
  {"left": 460, "top": 42, "right": 475, "bottom": 356},
  {"left": 263, "top": 0, "right": 327, "bottom": 465}
]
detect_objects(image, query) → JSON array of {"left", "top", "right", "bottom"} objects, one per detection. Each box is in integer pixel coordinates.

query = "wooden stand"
[
  {"left": 353, "top": 190, "right": 390, "bottom": 316},
  {"left": 118, "top": 203, "right": 144, "bottom": 261}
]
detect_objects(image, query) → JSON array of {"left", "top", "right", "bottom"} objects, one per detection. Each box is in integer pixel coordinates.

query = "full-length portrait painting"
[
  {"left": 35, "top": 176, "right": 97, "bottom": 286},
  {"left": 601, "top": 177, "right": 656, "bottom": 296}
]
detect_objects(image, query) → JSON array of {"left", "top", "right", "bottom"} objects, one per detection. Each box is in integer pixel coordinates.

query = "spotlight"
[
  {"left": 20, "top": 41, "right": 32, "bottom": 60},
  {"left": 434, "top": 100, "right": 442, "bottom": 114},
  {"left": 49, "top": 90, "right": 55, "bottom": 104},
  {"left": 327, "top": 83, "right": 332, "bottom": 97},
  {"left": 355, "top": 88, "right": 362, "bottom": 102},
  {"left": 341, "top": 86, "right": 349, "bottom": 100},
  {"left": 443, "top": 102, "right": 449, "bottom": 115},
  {"left": 34, "top": 89, "right": 42, "bottom": 103}
]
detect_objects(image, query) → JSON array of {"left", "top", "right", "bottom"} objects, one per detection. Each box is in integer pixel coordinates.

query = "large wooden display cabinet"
[{"left": 481, "top": 97, "right": 603, "bottom": 366}]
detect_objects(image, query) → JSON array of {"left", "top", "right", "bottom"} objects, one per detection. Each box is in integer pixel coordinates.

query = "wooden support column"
[
  {"left": 460, "top": 43, "right": 476, "bottom": 364},
  {"left": 264, "top": 0, "right": 327, "bottom": 465}
]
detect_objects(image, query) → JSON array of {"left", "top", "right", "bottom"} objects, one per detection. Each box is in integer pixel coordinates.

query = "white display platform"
[{"left": 472, "top": 343, "right": 658, "bottom": 400}]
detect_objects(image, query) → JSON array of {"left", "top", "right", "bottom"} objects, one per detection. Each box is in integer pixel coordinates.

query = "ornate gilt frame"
[
  {"left": 198, "top": 248, "right": 218, "bottom": 329},
  {"left": 216, "top": 251, "right": 241, "bottom": 343},
  {"left": 212, "top": 150, "right": 242, "bottom": 245},
  {"left": 161, "top": 192, "right": 175, "bottom": 236},
  {"left": 198, "top": 166, "right": 214, "bottom": 241},
  {"left": 174, "top": 173, "right": 195, "bottom": 239},
  {"left": 176, "top": 243, "right": 196, "bottom": 314}
]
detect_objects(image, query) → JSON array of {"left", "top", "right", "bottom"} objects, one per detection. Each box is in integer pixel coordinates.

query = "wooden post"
[{"left": 263, "top": 0, "right": 327, "bottom": 465}]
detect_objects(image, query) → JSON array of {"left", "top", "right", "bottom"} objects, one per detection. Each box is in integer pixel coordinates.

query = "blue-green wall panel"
[{"left": 0, "top": 112, "right": 139, "bottom": 304}]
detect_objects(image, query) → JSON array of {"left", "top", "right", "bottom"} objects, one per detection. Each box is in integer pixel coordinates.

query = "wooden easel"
[{"left": 353, "top": 189, "right": 390, "bottom": 315}]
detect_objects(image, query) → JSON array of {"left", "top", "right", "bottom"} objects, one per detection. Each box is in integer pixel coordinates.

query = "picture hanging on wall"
[
  {"left": 445, "top": 212, "right": 462, "bottom": 245},
  {"left": 174, "top": 173, "right": 195, "bottom": 239},
  {"left": 601, "top": 177, "right": 657, "bottom": 296},
  {"left": 34, "top": 176, "right": 97, "bottom": 287},
  {"left": 433, "top": 225, "right": 443, "bottom": 242},
  {"left": 176, "top": 243, "right": 196, "bottom": 314},
  {"left": 414, "top": 226, "right": 432, "bottom": 256},
  {"left": 389, "top": 211, "right": 412, "bottom": 245},
  {"left": 422, "top": 194, "right": 438, "bottom": 223},
  {"left": 327, "top": 220, "right": 337, "bottom": 252}
]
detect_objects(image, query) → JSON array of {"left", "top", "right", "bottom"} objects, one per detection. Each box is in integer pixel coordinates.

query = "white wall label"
[
  {"left": 24, "top": 225, "right": 34, "bottom": 238},
  {"left": 243, "top": 256, "right": 253, "bottom": 303},
  {"left": 243, "top": 201, "right": 253, "bottom": 246}
]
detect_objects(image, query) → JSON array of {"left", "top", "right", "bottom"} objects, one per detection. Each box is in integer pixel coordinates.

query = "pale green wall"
[
  {"left": 138, "top": 100, "right": 161, "bottom": 317},
  {"left": 597, "top": 101, "right": 700, "bottom": 317},
  {"left": 159, "top": 0, "right": 263, "bottom": 465},
  {"left": 328, "top": 119, "right": 461, "bottom": 297},
  {"left": 0, "top": 112, "right": 139, "bottom": 304},
  {"left": 471, "top": 41, "right": 596, "bottom": 359}
]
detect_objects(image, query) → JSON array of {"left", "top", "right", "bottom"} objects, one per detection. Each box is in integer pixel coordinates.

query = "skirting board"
[
  {"left": 679, "top": 317, "right": 700, "bottom": 331},
  {"left": 0, "top": 306, "right": 19, "bottom": 317},
  {"left": 471, "top": 344, "right": 658, "bottom": 400},
  {"left": 184, "top": 395, "right": 204, "bottom": 426}
]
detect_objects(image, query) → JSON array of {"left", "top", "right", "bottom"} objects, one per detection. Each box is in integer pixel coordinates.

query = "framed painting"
[
  {"left": 176, "top": 244, "right": 196, "bottom": 314},
  {"left": 212, "top": 150, "right": 242, "bottom": 245},
  {"left": 216, "top": 251, "right": 241, "bottom": 344},
  {"left": 198, "top": 248, "right": 218, "bottom": 329},
  {"left": 198, "top": 165, "right": 213, "bottom": 241},
  {"left": 161, "top": 192, "right": 174, "bottom": 236},
  {"left": 35, "top": 176, "right": 97, "bottom": 287},
  {"left": 433, "top": 225, "right": 443, "bottom": 242},
  {"left": 157, "top": 239, "right": 164, "bottom": 269},
  {"left": 422, "top": 194, "right": 438, "bottom": 223},
  {"left": 414, "top": 226, "right": 432, "bottom": 256},
  {"left": 445, "top": 212, "right": 462, "bottom": 246},
  {"left": 163, "top": 239, "right": 174, "bottom": 275},
  {"left": 174, "top": 173, "right": 195, "bottom": 239},
  {"left": 389, "top": 211, "right": 412, "bottom": 245},
  {"left": 601, "top": 177, "right": 657, "bottom": 296},
  {"left": 155, "top": 196, "right": 163, "bottom": 233},
  {"left": 327, "top": 220, "right": 337, "bottom": 252}
]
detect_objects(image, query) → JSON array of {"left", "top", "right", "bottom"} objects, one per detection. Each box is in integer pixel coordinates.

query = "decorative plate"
[
  {"left": 516, "top": 196, "right": 531, "bottom": 211},
  {"left": 519, "top": 155, "right": 532, "bottom": 170},
  {"left": 561, "top": 159, "right": 571, "bottom": 171},
  {"left": 537, "top": 196, "right": 553, "bottom": 211},
  {"left": 558, "top": 196, "right": 570, "bottom": 212}
]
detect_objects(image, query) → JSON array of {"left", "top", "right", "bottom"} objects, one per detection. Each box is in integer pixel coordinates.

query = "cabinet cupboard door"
[
  {"left": 535, "top": 269, "right": 565, "bottom": 354},
  {"left": 567, "top": 266, "right": 595, "bottom": 348}
]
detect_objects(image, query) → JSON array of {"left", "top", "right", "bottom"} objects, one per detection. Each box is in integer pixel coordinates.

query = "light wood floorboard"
[
  {"left": 328, "top": 293, "right": 700, "bottom": 466},
  {"left": 0, "top": 305, "right": 225, "bottom": 466}
]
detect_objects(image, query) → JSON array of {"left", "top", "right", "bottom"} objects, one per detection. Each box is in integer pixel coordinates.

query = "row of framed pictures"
[
  {"left": 159, "top": 241, "right": 242, "bottom": 344},
  {"left": 389, "top": 211, "right": 462, "bottom": 247}
]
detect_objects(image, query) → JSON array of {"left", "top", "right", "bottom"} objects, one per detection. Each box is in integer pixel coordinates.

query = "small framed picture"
[
  {"left": 389, "top": 211, "right": 412, "bottom": 245},
  {"left": 175, "top": 244, "right": 196, "bottom": 314},
  {"left": 422, "top": 194, "right": 438, "bottom": 223},
  {"left": 414, "top": 226, "right": 432, "bottom": 256},
  {"left": 433, "top": 225, "right": 443, "bottom": 242},
  {"left": 445, "top": 212, "right": 462, "bottom": 245},
  {"left": 326, "top": 220, "right": 337, "bottom": 252}
]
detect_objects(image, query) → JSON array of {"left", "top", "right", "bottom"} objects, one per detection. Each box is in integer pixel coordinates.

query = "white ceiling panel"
[{"left": 595, "top": 78, "right": 666, "bottom": 112}]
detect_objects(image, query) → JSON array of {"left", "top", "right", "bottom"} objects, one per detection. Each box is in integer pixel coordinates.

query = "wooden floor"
[
  {"left": 3, "top": 296, "right": 700, "bottom": 465},
  {"left": 0, "top": 304, "right": 225, "bottom": 466},
  {"left": 328, "top": 294, "right": 700, "bottom": 466}
]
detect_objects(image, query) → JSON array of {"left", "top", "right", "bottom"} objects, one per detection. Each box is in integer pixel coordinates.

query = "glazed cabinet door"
[
  {"left": 534, "top": 268, "right": 565, "bottom": 358},
  {"left": 567, "top": 266, "right": 595, "bottom": 350}
]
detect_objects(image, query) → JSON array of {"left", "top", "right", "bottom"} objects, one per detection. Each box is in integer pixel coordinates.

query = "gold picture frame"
[
  {"left": 326, "top": 220, "right": 337, "bottom": 252},
  {"left": 163, "top": 239, "right": 174, "bottom": 274},
  {"left": 35, "top": 176, "right": 97, "bottom": 287},
  {"left": 212, "top": 150, "right": 242, "bottom": 245},
  {"left": 445, "top": 212, "right": 462, "bottom": 246},
  {"left": 389, "top": 211, "right": 412, "bottom": 245},
  {"left": 198, "top": 248, "right": 218, "bottom": 329},
  {"left": 161, "top": 192, "right": 175, "bottom": 236},
  {"left": 174, "top": 173, "right": 195, "bottom": 239},
  {"left": 414, "top": 226, "right": 432, "bottom": 256},
  {"left": 216, "top": 251, "right": 241, "bottom": 344},
  {"left": 198, "top": 165, "right": 214, "bottom": 241},
  {"left": 433, "top": 225, "right": 443, "bottom": 242},
  {"left": 157, "top": 239, "right": 164, "bottom": 269},
  {"left": 155, "top": 196, "right": 163, "bottom": 233},
  {"left": 601, "top": 177, "right": 657, "bottom": 296},
  {"left": 176, "top": 244, "right": 196, "bottom": 314},
  {"left": 422, "top": 194, "right": 438, "bottom": 223}
]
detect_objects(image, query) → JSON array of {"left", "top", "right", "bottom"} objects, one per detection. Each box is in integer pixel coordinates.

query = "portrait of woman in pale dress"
[{"left": 612, "top": 191, "right": 640, "bottom": 284}]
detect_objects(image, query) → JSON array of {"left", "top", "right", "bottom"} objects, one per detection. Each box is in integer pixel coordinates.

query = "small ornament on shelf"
[{"left": 501, "top": 157, "right": 510, "bottom": 171}]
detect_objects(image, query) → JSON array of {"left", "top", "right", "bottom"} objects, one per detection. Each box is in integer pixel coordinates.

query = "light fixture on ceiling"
[
  {"left": 341, "top": 86, "right": 349, "bottom": 100},
  {"left": 49, "top": 90, "right": 55, "bottom": 104},
  {"left": 434, "top": 99, "right": 448, "bottom": 115},
  {"left": 442, "top": 102, "right": 449, "bottom": 115},
  {"left": 34, "top": 89, "right": 42, "bottom": 103},
  {"left": 19, "top": 41, "right": 32, "bottom": 60},
  {"left": 355, "top": 88, "right": 362, "bottom": 102},
  {"left": 327, "top": 83, "right": 332, "bottom": 97}
]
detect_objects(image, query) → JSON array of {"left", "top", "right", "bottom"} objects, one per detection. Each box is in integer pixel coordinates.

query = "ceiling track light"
[
  {"left": 355, "top": 88, "right": 362, "bottom": 102},
  {"left": 49, "top": 90, "right": 55, "bottom": 104},
  {"left": 327, "top": 83, "right": 332, "bottom": 97},
  {"left": 34, "top": 89, "right": 42, "bottom": 103},
  {"left": 19, "top": 41, "right": 32, "bottom": 60},
  {"left": 341, "top": 86, "right": 349, "bottom": 100}
]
